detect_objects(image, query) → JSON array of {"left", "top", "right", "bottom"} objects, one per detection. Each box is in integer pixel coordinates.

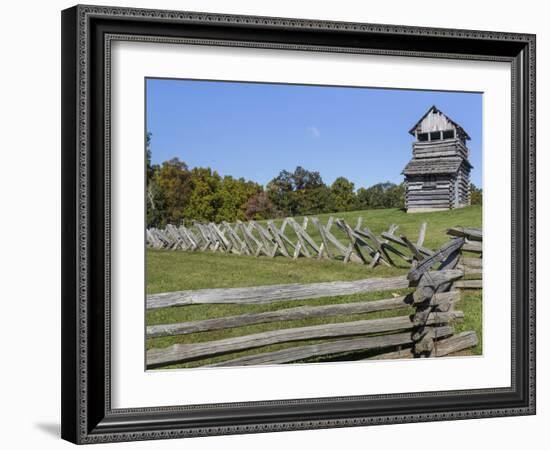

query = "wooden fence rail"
[
  {"left": 447, "top": 226, "right": 483, "bottom": 289},
  {"left": 148, "top": 218, "right": 482, "bottom": 272},
  {"left": 147, "top": 291, "right": 460, "bottom": 338},
  {"left": 147, "top": 229, "right": 483, "bottom": 368},
  {"left": 147, "top": 217, "right": 445, "bottom": 268},
  {"left": 147, "top": 276, "right": 410, "bottom": 309},
  {"left": 146, "top": 231, "right": 481, "bottom": 368}
]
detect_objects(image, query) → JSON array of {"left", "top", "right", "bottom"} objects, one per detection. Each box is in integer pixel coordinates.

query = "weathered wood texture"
[
  {"left": 404, "top": 106, "right": 472, "bottom": 211},
  {"left": 146, "top": 234, "right": 481, "bottom": 367},
  {"left": 207, "top": 326, "right": 454, "bottom": 367},
  {"left": 369, "top": 346, "right": 414, "bottom": 360},
  {"left": 447, "top": 226, "right": 482, "bottom": 241},
  {"left": 147, "top": 311, "right": 464, "bottom": 367},
  {"left": 208, "top": 333, "right": 416, "bottom": 366},
  {"left": 147, "top": 291, "right": 461, "bottom": 339},
  {"left": 147, "top": 216, "right": 437, "bottom": 269},
  {"left": 453, "top": 279, "right": 483, "bottom": 289},
  {"left": 147, "top": 295, "right": 413, "bottom": 338},
  {"left": 434, "top": 331, "right": 479, "bottom": 357},
  {"left": 147, "top": 276, "right": 410, "bottom": 309},
  {"left": 461, "top": 257, "right": 482, "bottom": 268},
  {"left": 407, "top": 238, "right": 465, "bottom": 282},
  {"left": 462, "top": 242, "right": 483, "bottom": 253}
]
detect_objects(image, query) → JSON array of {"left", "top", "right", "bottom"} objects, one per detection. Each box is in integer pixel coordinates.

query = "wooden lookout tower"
[{"left": 402, "top": 106, "right": 473, "bottom": 213}]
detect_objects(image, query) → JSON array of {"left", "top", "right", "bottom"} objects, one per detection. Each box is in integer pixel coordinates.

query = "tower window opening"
[{"left": 429, "top": 131, "right": 441, "bottom": 141}]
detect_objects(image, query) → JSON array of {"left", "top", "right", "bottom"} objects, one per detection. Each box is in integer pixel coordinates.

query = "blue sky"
[{"left": 146, "top": 78, "right": 482, "bottom": 188}]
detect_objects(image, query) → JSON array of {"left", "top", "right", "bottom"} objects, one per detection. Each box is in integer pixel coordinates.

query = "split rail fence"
[
  {"left": 146, "top": 228, "right": 482, "bottom": 368},
  {"left": 147, "top": 216, "right": 482, "bottom": 270}
]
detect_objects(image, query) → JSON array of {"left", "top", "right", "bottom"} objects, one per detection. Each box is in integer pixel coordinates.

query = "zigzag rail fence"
[
  {"left": 147, "top": 215, "right": 483, "bottom": 270},
  {"left": 146, "top": 227, "right": 482, "bottom": 368}
]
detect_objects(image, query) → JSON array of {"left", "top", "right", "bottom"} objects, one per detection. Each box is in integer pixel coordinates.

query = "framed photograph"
[{"left": 61, "top": 4, "right": 536, "bottom": 444}]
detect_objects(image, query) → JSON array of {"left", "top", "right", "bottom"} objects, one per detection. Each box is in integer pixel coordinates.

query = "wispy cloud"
[{"left": 306, "top": 126, "right": 321, "bottom": 138}]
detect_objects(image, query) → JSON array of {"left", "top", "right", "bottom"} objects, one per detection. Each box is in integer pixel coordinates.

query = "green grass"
[
  {"left": 265, "top": 205, "right": 482, "bottom": 252},
  {"left": 454, "top": 289, "right": 483, "bottom": 355},
  {"left": 146, "top": 251, "right": 406, "bottom": 294},
  {"left": 146, "top": 205, "right": 482, "bottom": 367},
  {"left": 147, "top": 205, "right": 482, "bottom": 294}
]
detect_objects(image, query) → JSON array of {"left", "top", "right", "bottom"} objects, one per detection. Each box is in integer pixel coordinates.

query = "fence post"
[{"left": 410, "top": 269, "right": 464, "bottom": 357}]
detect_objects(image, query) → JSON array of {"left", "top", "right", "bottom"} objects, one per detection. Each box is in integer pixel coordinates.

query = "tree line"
[{"left": 146, "top": 134, "right": 481, "bottom": 227}]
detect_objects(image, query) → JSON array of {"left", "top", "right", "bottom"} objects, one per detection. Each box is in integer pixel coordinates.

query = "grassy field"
[
  {"left": 147, "top": 205, "right": 481, "bottom": 294},
  {"left": 146, "top": 205, "right": 482, "bottom": 367}
]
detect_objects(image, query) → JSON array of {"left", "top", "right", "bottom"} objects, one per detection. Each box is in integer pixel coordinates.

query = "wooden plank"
[
  {"left": 368, "top": 347, "right": 414, "bottom": 360},
  {"left": 199, "top": 223, "right": 218, "bottom": 250},
  {"left": 457, "top": 266, "right": 483, "bottom": 275},
  {"left": 326, "top": 216, "right": 334, "bottom": 232},
  {"left": 317, "top": 242, "right": 327, "bottom": 260},
  {"left": 146, "top": 229, "right": 160, "bottom": 248},
  {"left": 147, "top": 314, "right": 459, "bottom": 367},
  {"left": 401, "top": 234, "right": 423, "bottom": 262},
  {"left": 147, "top": 276, "right": 410, "bottom": 309},
  {"left": 287, "top": 218, "right": 321, "bottom": 254},
  {"left": 147, "top": 292, "right": 459, "bottom": 339},
  {"left": 406, "top": 199, "right": 451, "bottom": 205},
  {"left": 234, "top": 222, "right": 255, "bottom": 254},
  {"left": 381, "top": 232, "right": 433, "bottom": 257},
  {"left": 453, "top": 279, "right": 483, "bottom": 289},
  {"left": 434, "top": 331, "right": 478, "bottom": 356},
  {"left": 222, "top": 222, "right": 248, "bottom": 255},
  {"left": 279, "top": 217, "right": 289, "bottom": 233},
  {"left": 438, "top": 248, "right": 461, "bottom": 271},
  {"left": 407, "top": 238, "right": 465, "bottom": 282},
  {"left": 338, "top": 219, "right": 387, "bottom": 265},
  {"left": 417, "top": 222, "right": 427, "bottom": 247},
  {"left": 311, "top": 217, "right": 333, "bottom": 259},
  {"left": 266, "top": 220, "right": 291, "bottom": 257},
  {"left": 147, "top": 295, "right": 414, "bottom": 338},
  {"left": 182, "top": 226, "right": 202, "bottom": 250},
  {"left": 209, "top": 326, "right": 454, "bottom": 367},
  {"left": 381, "top": 232, "right": 407, "bottom": 246},
  {"left": 355, "top": 226, "right": 394, "bottom": 266},
  {"left": 327, "top": 228, "right": 362, "bottom": 263},
  {"left": 174, "top": 226, "right": 195, "bottom": 251},
  {"left": 268, "top": 220, "right": 296, "bottom": 251},
  {"left": 209, "top": 333, "right": 415, "bottom": 366},
  {"left": 447, "top": 227, "right": 482, "bottom": 241},
  {"left": 462, "top": 257, "right": 482, "bottom": 268},
  {"left": 237, "top": 221, "right": 267, "bottom": 256},
  {"left": 286, "top": 219, "right": 312, "bottom": 258},
  {"left": 165, "top": 225, "right": 186, "bottom": 250},
  {"left": 412, "top": 270, "right": 464, "bottom": 304},
  {"left": 463, "top": 241, "right": 483, "bottom": 253},
  {"left": 146, "top": 316, "right": 422, "bottom": 367},
  {"left": 336, "top": 219, "right": 370, "bottom": 264},
  {"left": 370, "top": 224, "right": 398, "bottom": 267},
  {"left": 430, "top": 290, "right": 461, "bottom": 311},
  {"left": 250, "top": 221, "right": 277, "bottom": 257},
  {"left": 193, "top": 222, "right": 214, "bottom": 250},
  {"left": 293, "top": 241, "right": 304, "bottom": 259},
  {"left": 407, "top": 193, "right": 450, "bottom": 199},
  {"left": 210, "top": 222, "right": 232, "bottom": 251},
  {"left": 383, "top": 243, "right": 414, "bottom": 264}
]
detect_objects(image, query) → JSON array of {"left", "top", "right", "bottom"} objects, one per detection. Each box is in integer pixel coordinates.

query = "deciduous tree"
[{"left": 330, "top": 177, "right": 357, "bottom": 212}]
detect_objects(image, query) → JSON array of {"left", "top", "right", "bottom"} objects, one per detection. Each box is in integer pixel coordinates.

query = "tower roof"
[
  {"left": 408, "top": 105, "right": 470, "bottom": 140},
  {"left": 402, "top": 157, "right": 472, "bottom": 176}
]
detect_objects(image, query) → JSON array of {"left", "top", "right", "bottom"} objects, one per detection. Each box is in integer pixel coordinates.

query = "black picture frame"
[{"left": 61, "top": 4, "right": 536, "bottom": 444}]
